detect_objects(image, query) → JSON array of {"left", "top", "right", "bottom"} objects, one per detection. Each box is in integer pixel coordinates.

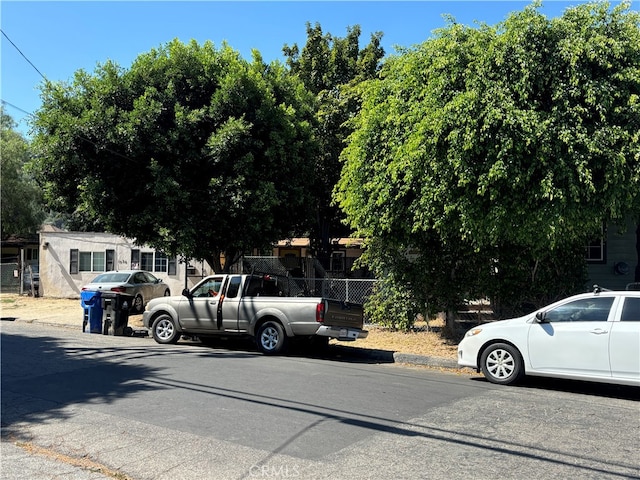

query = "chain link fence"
[
  {"left": 302, "top": 277, "right": 377, "bottom": 304},
  {"left": 234, "top": 256, "right": 377, "bottom": 304}
]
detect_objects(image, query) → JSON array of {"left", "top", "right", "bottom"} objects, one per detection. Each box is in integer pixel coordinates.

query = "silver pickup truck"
[{"left": 143, "top": 274, "right": 368, "bottom": 354}]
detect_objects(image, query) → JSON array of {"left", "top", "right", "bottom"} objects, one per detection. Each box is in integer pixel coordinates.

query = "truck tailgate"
[{"left": 323, "top": 300, "right": 364, "bottom": 329}]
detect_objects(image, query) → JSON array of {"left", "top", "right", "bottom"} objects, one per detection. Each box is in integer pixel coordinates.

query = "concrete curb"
[
  {"left": 393, "top": 352, "right": 460, "bottom": 369},
  {"left": 330, "top": 344, "right": 460, "bottom": 369}
]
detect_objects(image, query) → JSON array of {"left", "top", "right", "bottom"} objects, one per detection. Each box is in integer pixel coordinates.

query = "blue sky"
[{"left": 1, "top": 1, "right": 633, "bottom": 136}]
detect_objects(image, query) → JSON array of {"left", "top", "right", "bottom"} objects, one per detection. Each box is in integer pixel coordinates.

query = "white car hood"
[{"left": 477, "top": 314, "right": 533, "bottom": 330}]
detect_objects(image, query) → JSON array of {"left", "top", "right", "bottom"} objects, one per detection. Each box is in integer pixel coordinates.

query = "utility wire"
[
  {"left": 1, "top": 29, "right": 140, "bottom": 164},
  {"left": 1, "top": 99, "right": 34, "bottom": 118},
  {"left": 1, "top": 29, "right": 49, "bottom": 82}
]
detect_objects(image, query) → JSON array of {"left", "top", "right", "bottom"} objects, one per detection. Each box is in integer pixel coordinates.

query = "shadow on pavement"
[
  {"left": 1, "top": 331, "right": 163, "bottom": 439},
  {"left": 470, "top": 375, "right": 640, "bottom": 401},
  {"left": 183, "top": 335, "right": 396, "bottom": 364}
]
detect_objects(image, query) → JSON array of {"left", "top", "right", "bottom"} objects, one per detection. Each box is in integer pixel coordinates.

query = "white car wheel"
[{"left": 480, "top": 343, "right": 524, "bottom": 385}]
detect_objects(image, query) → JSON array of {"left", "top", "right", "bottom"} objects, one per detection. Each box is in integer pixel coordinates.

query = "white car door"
[
  {"left": 609, "top": 297, "right": 640, "bottom": 381},
  {"left": 527, "top": 296, "right": 616, "bottom": 377}
]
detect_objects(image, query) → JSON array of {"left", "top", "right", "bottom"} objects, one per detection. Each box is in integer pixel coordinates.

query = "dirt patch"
[
  {"left": 1, "top": 294, "right": 80, "bottom": 320},
  {"left": 333, "top": 319, "right": 458, "bottom": 360},
  {"left": 0, "top": 294, "right": 144, "bottom": 328}
]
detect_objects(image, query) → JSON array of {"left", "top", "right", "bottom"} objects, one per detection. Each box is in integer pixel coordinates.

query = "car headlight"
[{"left": 465, "top": 328, "right": 483, "bottom": 337}]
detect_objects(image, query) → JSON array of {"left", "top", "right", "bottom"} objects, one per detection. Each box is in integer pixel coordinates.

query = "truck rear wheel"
[{"left": 256, "top": 321, "right": 287, "bottom": 355}]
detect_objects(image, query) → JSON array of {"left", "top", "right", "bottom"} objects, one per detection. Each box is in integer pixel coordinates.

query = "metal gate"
[{"left": 0, "top": 263, "right": 21, "bottom": 293}]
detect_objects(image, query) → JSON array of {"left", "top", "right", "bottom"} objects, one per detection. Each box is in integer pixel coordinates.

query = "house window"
[
  {"left": 168, "top": 257, "right": 177, "bottom": 275},
  {"left": 154, "top": 252, "right": 168, "bottom": 272},
  {"left": 586, "top": 226, "right": 606, "bottom": 263},
  {"left": 330, "top": 251, "right": 345, "bottom": 272},
  {"left": 78, "top": 251, "right": 106, "bottom": 272},
  {"left": 70, "top": 249, "right": 79, "bottom": 274},
  {"left": 92, "top": 252, "right": 105, "bottom": 271},
  {"left": 106, "top": 249, "right": 115, "bottom": 271},
  {"left": 141, "top": 252, "right": 154, "bottom": 271},
  {"left": 79, "top": 252, "right": 92, "bottom": 271},
  {"left": 139, "top": 251, "right": 176, "bottom": 274}
]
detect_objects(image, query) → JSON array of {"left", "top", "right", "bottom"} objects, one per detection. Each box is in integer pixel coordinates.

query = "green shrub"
[{"left": 364, "top": 278, "right": 421, "bottom": 331}]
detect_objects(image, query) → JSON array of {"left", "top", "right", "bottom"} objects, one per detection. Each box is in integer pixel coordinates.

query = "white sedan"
[{"left": 458, "top": 289, "right": 640, "bottom": 386}]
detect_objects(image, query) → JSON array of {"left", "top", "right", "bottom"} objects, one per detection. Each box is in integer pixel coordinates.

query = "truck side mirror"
[{"left": 182, "top": 288, "right": 192, "bottom": 298}]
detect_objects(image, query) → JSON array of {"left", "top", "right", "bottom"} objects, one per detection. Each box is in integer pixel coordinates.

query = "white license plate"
[{"left": 339, "top": 329, "right": 358, "bottom": 340}]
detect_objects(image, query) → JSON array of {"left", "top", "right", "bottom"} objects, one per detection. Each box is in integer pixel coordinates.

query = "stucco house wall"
[{"left": 38, "top": 229, "right": 212, "bottom": 298}]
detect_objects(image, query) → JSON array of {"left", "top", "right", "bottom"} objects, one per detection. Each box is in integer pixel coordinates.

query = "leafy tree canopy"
[
  {"left": 31, "top": 39, "right": 319, "bottom": 271},
  {"left": 284, "top": 23, "right": 384, "bottom": 263},
  {"left": 336, "top": 1, "right": 640, "bottom": 320},
  {"left": 1, "top": 108, "right": 45, "bottom": 240}
]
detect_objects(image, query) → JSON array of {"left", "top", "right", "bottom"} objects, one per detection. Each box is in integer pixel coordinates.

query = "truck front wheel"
[
  {"left": 256, "top": 321, "right": 287, "bottom": 355},
  {"left": 152, "top": 314, "right": 180, "bottom": 345}
]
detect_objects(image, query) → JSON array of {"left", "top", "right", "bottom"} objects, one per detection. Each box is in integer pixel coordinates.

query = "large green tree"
[
  {"left": 31, "top": 40, "right": 318, "bottom": 271},
  {"left": 1, "top": 109, "right": 45, "bottom": 239},
  {"left": 284, "top": 23, "right": 384, "bottom": 268},
  {"left": 336, "top": 1, "right": 640, "bottom": 324}
]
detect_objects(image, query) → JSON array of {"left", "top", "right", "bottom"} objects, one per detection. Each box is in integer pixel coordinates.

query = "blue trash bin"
[{"left": 81, "top": 290, "right": 103, "bottom": 333}]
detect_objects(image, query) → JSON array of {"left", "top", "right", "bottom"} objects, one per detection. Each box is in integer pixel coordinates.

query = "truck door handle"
[{"left": 590, "top": 328, "right": 608, "bottom": 335}]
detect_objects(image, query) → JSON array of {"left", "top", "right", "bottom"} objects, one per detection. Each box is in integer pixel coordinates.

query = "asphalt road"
[{"left": 1, "top": 321, "right": 639, "bottom": 480}]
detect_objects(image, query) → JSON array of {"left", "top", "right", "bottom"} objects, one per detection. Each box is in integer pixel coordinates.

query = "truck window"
[
  {"left": 244, "top": 276, "right": 284, "bottom": 297},
  {"left": 245, "top": 277, "right": 263, "bottom": 297},
  {"left": 261, "top": 280, "right": 283, "bottom": 297},
  {"left": 226, "top": 276, "right": 242, "bottom": 298},
  {"left": 193, "top": 278, "right": 223, "bottom": 297}
]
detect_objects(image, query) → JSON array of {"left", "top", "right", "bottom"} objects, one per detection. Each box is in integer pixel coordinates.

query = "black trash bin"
[
  {"left": 81, "top": 290, "right": 103, "bottom": 333},
  {"left": 101, "top": 292, "right": 134, "bottom": 336}
]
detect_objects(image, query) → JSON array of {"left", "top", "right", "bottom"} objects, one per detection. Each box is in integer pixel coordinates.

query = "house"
[
  {"left": 35, "top": 226, "right": 212, "bottom": 298},
  {"left": 586, "top": 218, "right": 639, "bottom": 290},
  {"left": 271, "top": 237, "right": 371, "bottom": 278}
]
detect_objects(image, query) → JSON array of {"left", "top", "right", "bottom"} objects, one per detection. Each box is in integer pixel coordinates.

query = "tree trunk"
[
  {"left": 207, "top": 254, "right": 223, "bottom": 275},
  {"left": 445, "top": 309, "right": 456, "bottom": 333}
]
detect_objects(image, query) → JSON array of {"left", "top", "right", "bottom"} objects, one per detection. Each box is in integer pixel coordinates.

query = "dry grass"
[
  {"left": 6, "top": 436, "right": 132, "bottom": 480},
  {"left": 0, "top": 294, "right": 80, "bottom": 319},
  {"left": 332, "top": 318, "right": 459, "bottom": 360}
]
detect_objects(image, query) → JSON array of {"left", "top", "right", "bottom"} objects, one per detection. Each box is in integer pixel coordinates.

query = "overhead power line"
[
  {"left": 1, "top": 28, "right": 48, "bottom": 82},
  {"left": 1, "top": 99, "right": 34, "bottom": 117},
  {"left": 1, "top": 30, "right": 140, "bottom": 165}
]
